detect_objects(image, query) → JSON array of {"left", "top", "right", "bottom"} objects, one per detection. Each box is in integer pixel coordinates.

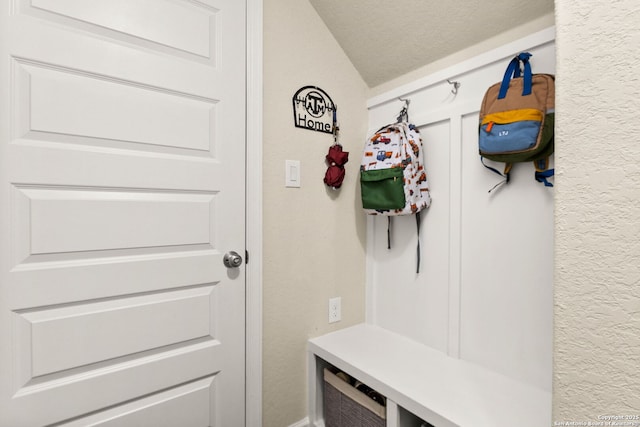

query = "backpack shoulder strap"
[
  {"left": 386, "top": 212, "right": 422, "bottom": 274},
  {"left": 415, "top": 211, "right": 421, "bottom": 274},
  {"left": 481, "top": 158, "right": 512, "bottom": 193},
  {"left": 534, "top": 158, "right": 554, "bottom": 187}
]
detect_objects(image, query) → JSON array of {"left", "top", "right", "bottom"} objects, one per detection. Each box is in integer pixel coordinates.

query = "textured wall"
[
  {"left": 554, "top": 0, "right": 640, "bottom": 423},
  {"left": 262, "top": 0, "right": 368, "bottom": 426}
]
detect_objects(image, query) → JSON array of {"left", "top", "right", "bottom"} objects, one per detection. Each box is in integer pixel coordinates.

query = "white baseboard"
[{"left": 288, "top": 417, "right": 310, "bottom": 427}]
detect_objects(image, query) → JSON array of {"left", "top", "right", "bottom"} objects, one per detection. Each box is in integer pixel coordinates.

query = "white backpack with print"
[
  {"left": 359, "top": 121, "right": 431, "bottom": 272},
  {"left": 360, "top": 121, "right": 431, "bottom": 215}
]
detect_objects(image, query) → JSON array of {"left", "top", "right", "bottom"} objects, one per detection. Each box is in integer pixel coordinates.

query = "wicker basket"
[{"left": 323, "top": 368, "right": 386, "bottom": 427}]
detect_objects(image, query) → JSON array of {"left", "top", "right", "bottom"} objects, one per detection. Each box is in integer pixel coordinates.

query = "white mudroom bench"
[{"left": 308, "top": 323, "right": 551, "bottom": 427}]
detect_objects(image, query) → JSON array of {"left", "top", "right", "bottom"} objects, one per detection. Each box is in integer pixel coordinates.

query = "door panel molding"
[{"left": 18, "top": 0, "right": 219, "bottom": 64}]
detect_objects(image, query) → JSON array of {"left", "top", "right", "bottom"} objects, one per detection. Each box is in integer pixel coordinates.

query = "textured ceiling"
[{"left": 309, "top": 0, "right": 554, "bottom": 87}]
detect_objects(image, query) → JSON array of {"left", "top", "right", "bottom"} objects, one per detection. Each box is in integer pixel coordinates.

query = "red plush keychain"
[{"left": 323, "top": 113, "right": 349, "bottom": 189}]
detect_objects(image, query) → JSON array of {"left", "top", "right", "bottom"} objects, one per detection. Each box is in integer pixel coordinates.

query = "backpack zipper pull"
[{"left": 485, "top": 121, "right": 494, "bottom": 133}]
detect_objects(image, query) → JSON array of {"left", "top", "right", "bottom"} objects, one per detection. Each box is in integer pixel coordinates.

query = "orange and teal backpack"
[{"left": 479, "top": 52, "right": 555, "bottom": 190}]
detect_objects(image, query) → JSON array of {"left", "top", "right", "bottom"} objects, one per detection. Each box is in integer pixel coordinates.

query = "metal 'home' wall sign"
[{"left": 292, "top": 86, "right": 336, "bottom": 134}]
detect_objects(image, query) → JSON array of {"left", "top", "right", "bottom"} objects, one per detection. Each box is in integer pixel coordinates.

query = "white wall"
[
  {"left": 554, "top": 0, "right": 640, "bottom": 420},
  {"left": 262, "top": 0, "right": 369, "bottom": 426},
  {"left": 366, "top": 30, "right": 555, "bottom": 392}
]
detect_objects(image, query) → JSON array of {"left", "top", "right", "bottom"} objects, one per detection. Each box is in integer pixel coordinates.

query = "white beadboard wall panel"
[
  {"left": 366, "top": 28, "right": 555, "bottom": 391},
  {"left": 369, "top": 119, "right": 451, "bottom": 353},
  {"left": 459, "top": 111, "right": 554, "bottom": 389}
]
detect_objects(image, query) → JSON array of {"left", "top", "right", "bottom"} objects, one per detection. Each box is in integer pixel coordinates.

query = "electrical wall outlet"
[{"left": 328, "top": 297, "right": 341, "bottom": 323}]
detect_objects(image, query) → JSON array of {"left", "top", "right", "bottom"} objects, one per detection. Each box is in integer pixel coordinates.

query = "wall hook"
[
  {"left": 396, "top": 97, "right": 410, "bottom": 122},
  {"left": 447, "top": 79, "right": 461, "bottom": 95}
]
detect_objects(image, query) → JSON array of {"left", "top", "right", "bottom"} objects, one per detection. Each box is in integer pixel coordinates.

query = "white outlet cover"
[{"left": 329, "top": 297, "right": 341, "bottom": 323}]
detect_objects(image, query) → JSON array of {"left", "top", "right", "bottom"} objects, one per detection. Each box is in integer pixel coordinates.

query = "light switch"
[{"left": 285, "top": 160, "right": 301, "bottom": 187}]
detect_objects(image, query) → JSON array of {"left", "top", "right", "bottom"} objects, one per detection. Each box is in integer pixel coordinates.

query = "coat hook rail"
[{"left": 447, "top": 79, "right": 461, "bottom": 95}]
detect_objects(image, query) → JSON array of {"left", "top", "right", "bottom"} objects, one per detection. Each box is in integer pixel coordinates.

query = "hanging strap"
[
  {"left": 483, "top": 157, "right": 554, "bottom": 189},
  {"left": 518, "top": 52, "right": 533, "bottom": 96},
  {"left": 533, "top": 158, "right": 554, "bottom": 187},
  {"left": 498, "top": 52, "right": 533, "bottom": 99},
  {"left": 415, "top": 211, "right": 421, "bottom": 274},
  {"left": 535, "top": 169, "right": 554, "bottom": 187},
  {"left": 481, "top": 157, "right": 511, "bottom": 193},
  {"left": 534, "top": 158, "right": 554, "bottom": 187},
  {"left": 498, "top": 57, "right": 520, "bottom": 99},
  {"left": 386, "top": 214, "right": 422, "bottom": 274}
]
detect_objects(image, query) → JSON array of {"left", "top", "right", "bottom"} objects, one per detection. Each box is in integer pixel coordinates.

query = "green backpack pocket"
[{"left": 360, "top": 167, "right": 405, "bottom": 210}]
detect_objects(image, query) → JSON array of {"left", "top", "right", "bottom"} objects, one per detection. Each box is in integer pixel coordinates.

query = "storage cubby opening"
[{"left": 398, "top": 406, "right": 434, "bottom": 427}]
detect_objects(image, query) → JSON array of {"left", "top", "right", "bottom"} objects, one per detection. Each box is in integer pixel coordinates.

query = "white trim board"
[{"left": 245, "top": 0, "right": 263, "bottom": 425}]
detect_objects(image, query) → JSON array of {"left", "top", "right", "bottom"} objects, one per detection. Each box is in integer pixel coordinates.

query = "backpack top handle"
[{"left": 498, "top": 52, "right": 533, "bottom": 100}]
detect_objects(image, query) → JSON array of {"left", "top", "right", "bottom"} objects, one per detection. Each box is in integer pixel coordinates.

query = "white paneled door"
[{"left": 0, "top": 1, "right": 247, "bottom": 426}]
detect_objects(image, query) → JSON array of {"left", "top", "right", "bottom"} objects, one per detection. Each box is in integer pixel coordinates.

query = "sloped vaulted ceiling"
[{"left": 309, "top": 0, "right": 554, "bottom": 87}]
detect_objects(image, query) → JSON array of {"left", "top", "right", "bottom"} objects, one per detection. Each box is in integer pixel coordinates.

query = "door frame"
[{"left": 246, "top": 0, "right": 263, "bottom": 425}]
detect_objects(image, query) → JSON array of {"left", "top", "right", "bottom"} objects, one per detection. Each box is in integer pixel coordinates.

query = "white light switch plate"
[{"left": 285, "top": 160, "right": 301, "bottom": 188}]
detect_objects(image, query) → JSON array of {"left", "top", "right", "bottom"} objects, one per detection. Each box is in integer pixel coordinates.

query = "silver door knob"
[{"left": 223, "top": 251, "right": 243, "bottom": 268}]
